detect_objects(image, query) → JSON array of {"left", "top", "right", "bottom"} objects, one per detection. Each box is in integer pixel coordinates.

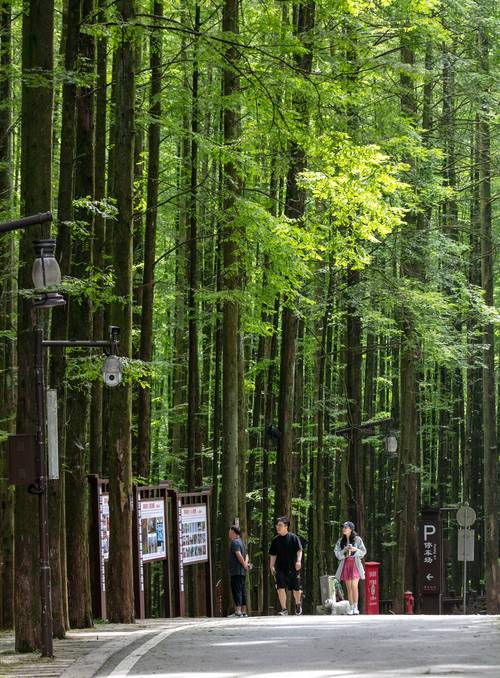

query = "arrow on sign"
[{"left": 426, "top": 574, "right": 434, "bottom": 581}]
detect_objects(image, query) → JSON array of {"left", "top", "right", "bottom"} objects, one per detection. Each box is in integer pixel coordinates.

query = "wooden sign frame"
[
  {"left": 133, "top": 484, "right": 172, "bottom": 619},
  {"left": 169, "top": 489, "right": 214, "bottom": 617}
]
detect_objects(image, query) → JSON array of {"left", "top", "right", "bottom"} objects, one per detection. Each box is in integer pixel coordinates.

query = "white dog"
[{"left": 324, "top": 598, "right": 351, "bottom": 615}]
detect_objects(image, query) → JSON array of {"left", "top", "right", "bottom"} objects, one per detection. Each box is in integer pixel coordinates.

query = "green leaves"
[{"left": 301, "top": 134, "right": 408, "bottom": 269}]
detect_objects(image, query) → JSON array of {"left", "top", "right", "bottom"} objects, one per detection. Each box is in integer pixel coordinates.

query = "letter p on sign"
[{"left": 424, "top": 524, "right": 436, "bottom": 541}]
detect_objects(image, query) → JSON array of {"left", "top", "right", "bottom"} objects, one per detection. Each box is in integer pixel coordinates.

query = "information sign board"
[
  {"left": 457, "top": 528, "right": 474, "bottom": 562},
  {"left": 100, "top": 493, "right": 110, "bottom": 563},
  {"left": 181, "top": 504, "right": 208, "bottom": 564},
  {"left": 420, "top": 511, "right": 441, "bottom": 596},
  {"left": 139, "top": 499, "right": 166, "bottom": 562}
]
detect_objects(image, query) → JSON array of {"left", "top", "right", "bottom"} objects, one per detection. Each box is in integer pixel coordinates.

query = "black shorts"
[{"left": 275, "top": 569, "right": 301, "bottom": 591}]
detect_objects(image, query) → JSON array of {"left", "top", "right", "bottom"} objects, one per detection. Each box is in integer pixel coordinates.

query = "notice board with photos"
[
  {"left": 88, "top": 476, "right": 110, "bottom": 620},
  {"left": 180, "top": 504, "right": 208, "bottom": 564},
  {"left": 89, "top": 477, "right": 214, "bottom": 620},
  {"left": 133, "top": 486, "right": 171, "bottom": 620},
  {"left": 170, "top": 489, "right": 214, "bottom": 618},
  {"left": 100, "top": 492, "right": 110, "bottom": 562},
  {"left": 138, "top": 498, "right": 167, "bottom": 562}
]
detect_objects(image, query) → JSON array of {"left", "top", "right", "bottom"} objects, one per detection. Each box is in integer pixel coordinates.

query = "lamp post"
[
  {"left": 0, "top": 211, "right": 60, "bottom": 658},
  {"left": 30, "top": 232, "right": 65, "bottom": 658},
  {"left": 32, "top": 326, "right": 54, "bottom": 657},
  {"left": 2, "top": 213, "right": 122, "bottom": 658}
]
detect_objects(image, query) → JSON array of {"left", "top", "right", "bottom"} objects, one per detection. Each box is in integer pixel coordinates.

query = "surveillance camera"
[{"left": 102, "top": 354, "right": 123, "bottom": 387}]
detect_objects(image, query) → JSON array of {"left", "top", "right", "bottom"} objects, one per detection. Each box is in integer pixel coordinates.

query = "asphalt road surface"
[{"left": 100, "top": 615, "right": 500, "bottom": 678}]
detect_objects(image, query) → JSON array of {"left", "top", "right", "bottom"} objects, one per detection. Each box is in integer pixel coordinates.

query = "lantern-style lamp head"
[
  {"left": 32, "top": 239, "right": 65, "bottom": 308},
  {"left": 385, "top": 431, "right": 398, "bottom": 458}
]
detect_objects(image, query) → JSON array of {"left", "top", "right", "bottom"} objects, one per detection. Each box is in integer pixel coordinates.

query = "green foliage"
[{"left": 302, "top": 134, "right": 409, "bottom": 268}]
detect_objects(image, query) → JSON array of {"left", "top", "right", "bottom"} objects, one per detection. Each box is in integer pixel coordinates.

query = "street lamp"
[
  {"left": 0, "top": 211, "right": 60, "bottom": 658},
  {"left": 384, "top": 431, "right": 398, "bottom": 458},
  {"left": 32, "top": 239, "right": 65, "bottom": 308},
  {"left": 31, "top": 239, "right": 65, "bottom": 659},
  {"left": 2, "top": 213, "right": 122, "bottom": 658}
]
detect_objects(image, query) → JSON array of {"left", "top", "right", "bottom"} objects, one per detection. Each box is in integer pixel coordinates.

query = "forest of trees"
[{"left": 0, "top": 0, "right": 499, "bottom": 652}]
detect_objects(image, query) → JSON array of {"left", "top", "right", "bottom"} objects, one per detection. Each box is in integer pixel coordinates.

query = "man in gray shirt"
[{"left": 228, "top": 525, "right": 250, "bottom": 618}]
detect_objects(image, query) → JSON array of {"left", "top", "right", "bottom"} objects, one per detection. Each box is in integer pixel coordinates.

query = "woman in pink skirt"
[{"left": 334, "top": 521, "right": 367, "bottom": 615}]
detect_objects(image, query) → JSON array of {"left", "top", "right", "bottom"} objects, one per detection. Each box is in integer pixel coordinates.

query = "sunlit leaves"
[{"left": 300, "top": 133, "right": 408, "bottom": 268}]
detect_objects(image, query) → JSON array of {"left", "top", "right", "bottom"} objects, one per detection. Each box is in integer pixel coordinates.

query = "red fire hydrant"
[{"left": 404, "top": 590, "right": 414, "bottom": 614}]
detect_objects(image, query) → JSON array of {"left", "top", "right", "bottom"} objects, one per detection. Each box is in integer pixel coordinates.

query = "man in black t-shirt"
[{"left": 269, "top": 516, "right": 303, "bottom": 615}]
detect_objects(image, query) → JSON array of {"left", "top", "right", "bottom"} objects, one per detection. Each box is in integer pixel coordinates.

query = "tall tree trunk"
[
  {"left": 262, "top": 300, "right": 280, "bottom": 614},
  {"left": 345, "top": 269, "right": 364, "bottom": 533},
  {"left": 15, "top": 0, "right": 54, "bottom": 652},
  {"left": 392, "top": 36, "right": 421, "bottom": 614},
  {"left": 220, "top": 0, "right": 241, "bottom": 614},
  {"left": 137, "top": 0, "right": 163, "bottom": 480},
  {"left": 237, "top": 330, "right": 248, "bottom": 525},
  {"left": 0, "top": 0, "right": 14, "bottom": 629},
  {"left": 275, "top": 0, "right": 315, "bottom": 519},
  {"left": 107, "top": 0, "right": 135, "bottom": 623},
  {"left": 187, "top": 2, "right": 202, "bottom": 490},
  {"left": 50, "top": 0, "right": 82, "bottom": 638},
  {"left": 363, "top": 330, "right": 377, "bottom": 556},
  {"left": 465, "top": 126, "right": 483, "bottom": 591},
  {"left": 90, "top": 0, "right": 108, "bottom": 477},
  {"left": 307, "top": 267, "right": 332, "bottom": 612},
  {"left": 64, "top": 0, "right": 95, "bottom": 628},
  {"left": 478, "top": 23, "right": 499, "bottom": 614}
]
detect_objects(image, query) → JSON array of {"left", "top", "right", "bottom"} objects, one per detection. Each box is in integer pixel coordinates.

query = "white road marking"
[{"left": 104, "top": 624, "right": 192, "bottom": 677}]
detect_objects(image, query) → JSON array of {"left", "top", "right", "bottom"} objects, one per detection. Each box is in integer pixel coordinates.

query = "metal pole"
[
  {"left": 42, "top": 339, "right": 112, "bottom": 349},
  {"left": 463, "top": 532, "right": 467, "bottom": 614},
  {"left": 0, "top": 211, "right": 53, "bottom": 235},
  {"left": 463, "top": 506, "right": 469, "bottom": 615},
  {"left": 34, "top": 326, "right": 54, "bottom": 657}
]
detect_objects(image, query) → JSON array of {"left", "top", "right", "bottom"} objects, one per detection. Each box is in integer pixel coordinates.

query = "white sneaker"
[
  {"left": 353, "top": 608, "right": 360, "bottom": 615},
  {"left": 347, "top": 607, "right": 354, "bottom": 615}
]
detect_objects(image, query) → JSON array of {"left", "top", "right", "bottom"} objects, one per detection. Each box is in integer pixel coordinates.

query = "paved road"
[{"left": 99, "top": 615, "right": 500, "bottom": 678}]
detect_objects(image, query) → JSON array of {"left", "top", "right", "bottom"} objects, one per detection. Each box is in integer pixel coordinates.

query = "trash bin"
[{"left": 320, "top": 575, "right": 337, "bottom": 605}]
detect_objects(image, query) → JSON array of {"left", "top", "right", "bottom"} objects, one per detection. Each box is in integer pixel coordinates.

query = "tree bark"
[
  {"left": 465, "top": 123, "right": 483, "bottom": 591},
  {"left": 186, "top": 2, "right": 202, "bottom": 490},
  {"left": 220, "top": 0, "right": 241, "bottom": 614},
  {"left": 137, "top": 0, "right": 163, "bottom": 480},
  {"left": 15, "top": 0, "right": 54, "bottom": 652},
  {"left": 0, "top": 0, "right": 14, "bottom": 629},
  {"left": 90, "top": 0, "right": 108, "bottom": 477},
  {"left": 64, "top": 0, "right": 95, "bottom": 628},
  {"left": 478, "top": 23, "right": 499, "bottom": 614},
  {"left": 262, "top": 299, "right": 280, "bottom": 614},
  {"left": 345, "top": 269, "right": 364, "bottom": 533},
  {"left": 392, "top": 36, "right": 421, "bottom": 614},
  {"left": 275, "top": 0, "right": 315, "bottom": 519},
  {"left": 107, "top": 0, "right": 135, "bottom": 623},
  {"left": 49, "top": 0, "right": 82, "bottom": 638}
]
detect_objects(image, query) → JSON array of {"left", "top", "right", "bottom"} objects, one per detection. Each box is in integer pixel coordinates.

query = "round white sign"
[{"left": 456, "top": 505, "right": 476, "bottom": 528}]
